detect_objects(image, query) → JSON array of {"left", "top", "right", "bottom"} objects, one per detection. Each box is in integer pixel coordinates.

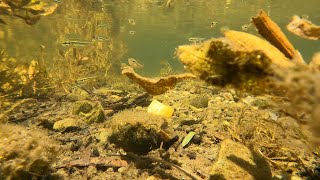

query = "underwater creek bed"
[
  {"left": 0, "top": 79, "right": 320, "bottom": 180},
  {"left": 1, "top": 1, "right": 320, "bottom": 180}
]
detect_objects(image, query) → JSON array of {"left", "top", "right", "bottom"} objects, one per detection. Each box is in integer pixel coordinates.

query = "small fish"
[
  {"left": 161, "top": 0, "right": 176, "bottom": 8},
  {"left": 128, "top": 58, "right": 144, "bottom": 69},
  {"left": 129, "top": 30, "right": 136, "bottom": 35},
  {"left": 128, "top": 19, "right": 136, "bottom": 26},
  {"left": 97, "top": 23, "right": 108, "bottom": 27},
  {"left": 93, "top": 35, "right": 109, "bottom": 41},
  {"left": 188, "top": 37, "right": 205, "bottom": 44},
  {"left": 61, "top": 40, "right": 91, "bottom": 47}
]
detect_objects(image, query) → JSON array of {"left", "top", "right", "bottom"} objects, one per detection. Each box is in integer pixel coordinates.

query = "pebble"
[{"left": 53, "top": 117, "right": 86, "bottom": 131}]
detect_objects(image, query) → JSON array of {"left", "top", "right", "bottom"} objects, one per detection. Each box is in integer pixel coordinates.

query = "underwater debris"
[
  {"left": 121, "top": 66, "right": 196, "bottom": 95},
  {"left": 287, "top": 15, "right": 320, "bottom": 40},
  {"left": 252, "top": 10, "right": 297, "bottom": 59},
  {"left": 147, "top": 99, "right": 174, "bottom": 118}
]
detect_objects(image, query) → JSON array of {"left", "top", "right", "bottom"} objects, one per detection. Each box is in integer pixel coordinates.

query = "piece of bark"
[
  {"left": 287, "top": 15, "right": 320, "bottom": 40},
  {"left": 252, "top": 10, "right": 296, "bottom": 59},
  {"left": 121, "top": 66, "right": 196, "bottom": 95}
]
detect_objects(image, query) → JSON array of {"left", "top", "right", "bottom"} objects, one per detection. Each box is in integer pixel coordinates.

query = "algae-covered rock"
[
  {"left": 107, "top": 109, "right": 173, "bottom": 155},
  {"left": 190, "top": 95, "right": 209, "bottom": 108},
  {"left": 72, "top": 100, "right": 94, "bottom": 115},
  {"left": 72, "top": 100, "right": 105, "bottom": 124},
  {"left": 210, "top": 139, "right": 271, "bottom": 180},
  {"left": 0, "top": 124, "right": 58, "bottom": 179},
  {"left": 53, "top": 117, "right": 87, "bottom": 131}
]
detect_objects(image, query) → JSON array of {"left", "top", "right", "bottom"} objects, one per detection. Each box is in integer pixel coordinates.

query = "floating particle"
[{"left": 241, "top": 24, "right": 251, "bottom": 31}]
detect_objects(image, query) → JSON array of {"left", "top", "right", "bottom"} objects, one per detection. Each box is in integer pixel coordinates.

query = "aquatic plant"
[{"left": 0, "top": 0, "right": 57, "bottom": 25}]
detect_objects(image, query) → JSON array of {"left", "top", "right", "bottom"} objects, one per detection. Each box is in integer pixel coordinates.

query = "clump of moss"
[
  {"left": 0, "top": 124, "right": 58, "bottom": 179},
  {"left": 107, "top": 109, "right": 171, "bottom": 155}
]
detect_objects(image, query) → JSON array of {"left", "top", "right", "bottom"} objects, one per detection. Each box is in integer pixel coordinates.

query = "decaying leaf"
[
  {"left": 287, "top": 15, "right": 320, "bottom": 40},
  {"left": 121, "top": 66, "right": 196, "bottom": 95}
]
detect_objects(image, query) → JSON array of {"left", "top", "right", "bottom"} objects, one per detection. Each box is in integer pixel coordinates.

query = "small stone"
[
  {"left": 221, "top": 92, "right": 234, "bottom": 101},
  {"left": 190, "top": 95, "right": 209, "bottom": 108},
  {"left": 210, "top": 139, "right": 272, "bottom": 180},
  {"left": 72, "top": 100, "right": 93, "bottom": 115},
  {"left": 53, "top": 117, "right": 86, "bottom": 131},
  {"left": 98, "top": 130, "right": 110, "bottom": 144},
  {"left": 269, "top": 112, "right": 278, "bottom": 121},
  {"left": 118, "top": 167, "right": 127, "bottom": 174}
]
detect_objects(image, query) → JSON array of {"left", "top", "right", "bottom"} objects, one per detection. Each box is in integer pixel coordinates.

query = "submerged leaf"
[{"left": 182, "top": 131, "right": 196, "bottom": 148}]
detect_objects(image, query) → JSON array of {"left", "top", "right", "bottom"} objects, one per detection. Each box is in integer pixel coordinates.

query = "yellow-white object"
[{"left": 147, "top": 100, "right": 174, "bottom": 118}]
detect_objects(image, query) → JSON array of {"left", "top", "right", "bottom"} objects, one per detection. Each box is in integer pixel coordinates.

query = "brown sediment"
[
  {"left": 287, "top": 15, "right": 320, "bottom": 40},
  {"left": 252, "top": 10, "right": 296, "bottom": 59},
  {"left": 121, "top": 66, "right": 196, "bottom": 95}
]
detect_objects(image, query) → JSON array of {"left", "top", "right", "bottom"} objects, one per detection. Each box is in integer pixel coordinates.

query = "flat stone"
[
  {"left": 210, "top": 139, "right": 272, "bottom": 180},
  {"left": 53, "top": 117, "right": 86, "bottom": 131}
]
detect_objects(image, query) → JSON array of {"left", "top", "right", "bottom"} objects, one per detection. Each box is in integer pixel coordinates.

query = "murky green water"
[
  {"left": 110, "top": 0, "right": 320, "bottom": 75},
  {"left": 1, "top": 0, "right": 320, "bottom": 76}
]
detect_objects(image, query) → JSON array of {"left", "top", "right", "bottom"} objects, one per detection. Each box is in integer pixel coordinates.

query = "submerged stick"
[
  {"left": 121, "top": 66, "right": 196, "bottom": 95},
  {"left": 252, "top": 10, "right": 296, "bottom": 60}
]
